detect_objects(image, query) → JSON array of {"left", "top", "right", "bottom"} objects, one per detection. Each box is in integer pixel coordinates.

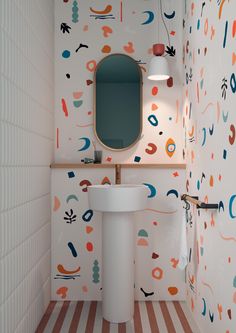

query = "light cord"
[{"left": 159, "top": 0, "right": 171, "bottom": 55}]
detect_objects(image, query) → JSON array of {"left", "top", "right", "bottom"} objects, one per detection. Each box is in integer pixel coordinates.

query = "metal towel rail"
[{"left": 181, "top": 194, "right": 218, "bottom": 210}]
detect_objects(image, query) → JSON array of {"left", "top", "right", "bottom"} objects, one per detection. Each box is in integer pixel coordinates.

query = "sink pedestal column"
[{"left": 102, "top": 212, "right": 134, "bottom": 323}]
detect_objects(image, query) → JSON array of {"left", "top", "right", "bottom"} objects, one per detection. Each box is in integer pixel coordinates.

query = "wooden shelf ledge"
[{"left": 50, "top": 163, "right": 186, "bottom": 169}]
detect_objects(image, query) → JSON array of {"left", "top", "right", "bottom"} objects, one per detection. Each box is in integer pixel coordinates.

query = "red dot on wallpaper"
[
  {"left": 232, "top": 20, "right": 236, "bottom": 38},
  {"left": 86, "top": 242, "right": 94, "bottom": 252},
  {"left": 152, "top": 86, "right": 158, "bottom": 96},
  {"left": 63, "top": 0, "right": 69, "bottom": 2}
]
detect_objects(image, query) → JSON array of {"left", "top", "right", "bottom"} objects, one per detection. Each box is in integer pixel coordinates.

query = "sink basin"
[
  {"left": 88, "top": 184, "right": 148, "bottom": 323},
  {"left": 88, "top": 184, "right": 148, "bottom": 212}
]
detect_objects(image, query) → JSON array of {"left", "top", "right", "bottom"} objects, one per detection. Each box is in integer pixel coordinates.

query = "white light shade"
[{"left": 148, "top": 56, "right": 170, "bottom": 81}]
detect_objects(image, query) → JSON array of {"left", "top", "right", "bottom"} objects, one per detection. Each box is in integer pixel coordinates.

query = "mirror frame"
[{"left": 93, "top": 53, "right": 143, "bottom": 151}]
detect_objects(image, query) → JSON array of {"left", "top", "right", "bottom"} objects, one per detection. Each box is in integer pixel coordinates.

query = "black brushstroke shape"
[
  {"left": 90, "top": 14, "right": 115, "bottom": 20},
  {"left": 165, "top": 46, "right": 176, "bottom": 57},
  {"left": 209, "top": 124, "right": 214, "bottom": 135},
  {"left": 140, "top": 287, "right": 154, "bottom": 298},
  {"left": 201, "top": 2, "right": 206, "bottom": 17},
  {"left": 201, "top": 172, "right": 206, "bottom": 183},
  {"left": 76, "top": 43, "right": 89, "bottom": 52},
  {"left": 64, "top": 209, "right": 77, "bottom": 224},
  {"left": 221, "top": 77, "right": 228, "bottom": 100},
  {"left": 61, "top": 22, "right": 71, "bottom": 34}
]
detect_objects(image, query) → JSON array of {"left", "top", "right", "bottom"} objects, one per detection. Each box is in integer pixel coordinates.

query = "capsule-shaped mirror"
[{"left": 94, "top": 54, "right": 142, "bottom": 150}]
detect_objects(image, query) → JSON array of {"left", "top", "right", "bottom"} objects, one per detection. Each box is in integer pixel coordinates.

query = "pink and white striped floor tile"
[{"left": 36, "top": 301, "right": 200, "bottom": 333}]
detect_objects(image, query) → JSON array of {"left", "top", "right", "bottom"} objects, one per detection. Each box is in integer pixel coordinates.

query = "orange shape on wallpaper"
[
  {"left": 210, "top": 213, "right": 215, "bottom": 227},
  {"left": 233, "top": 20, "right": 236, "bottom": 38},
  {"left": 189, "top": 275, "right": 195, "bottom": 285},
  {"left": 204, "top": 18, "right": 208, "bottom": 36},
  {"left": 53, "top": 196, "right": 61, "bottom": 211},
  {"left": 86, "top": 242, "right": 94, "bottom": 252},
  {"left": 165, "top": 138, "right": 176, "bottom": 158},
  {"left": 191, "top": 150, "right": 195, "bottom": 163},
  {"left": 218, "top": 0, "right": 226, "bottom": 19},
  {"left": 191, "top": 297, "right": 194, "bottom": 311},
  {"left": 137, "top": 238, "right": 148, "bottom": 246},
  {"left": 191, "top": 2, "right": 194, "bottom": 16},
  {"left": 86, "top": 226, "right": 93, "bottom": 234},
  {"left": 123, "top": 42, "right": 135, "bottom": 54},
  {"left": 73, "top": 91, "right": 83, "bottom": 99},
  {"left": 90, "top": 5, "right": 112, "bottom": 15},
  {"left": 152, "top": 86, "right": 158, "bottom": 96},
  {"left": 210, "top": 25, "right": 215, "bottom": 40},
  {"left": 170, "top": 30, "right": 176, "bottom": 36},
  {"left": 82, "top": 285, "right": 88, "bottom": 293},
  {"left": 188, "top": 125, "right": 194, "bottom": 137},
  {"left": 102, "top": 26, "right": 113, "bottom": 37},
  {"left": 56, "top": 286, "right": 68, "bottom": 299},
  {"left": 232, "top": 53, "right": 236, "bottom": 65},
  {"left": 168, "top": 286, "right": 178, "bottom": 295},
  {"left": 152, "top": 267, "right": 163, "bottom": 280},
  {"left": 151, "top": 103, "right": 158, "bottom": 111},
  {"left": 170, "top": 258, "right": 179, "bottom": 268},
  {"left": 57, "top": 264, "right": 80, "bottom": 275},
  {"left": 209, "top": 175, "right": 214, "bottom": 187},
  {"left": 233, "top": 291, "right": 236, "bottom": 304},
  {"left": 217, "top": 304, "right": 223, "bottom": 320},
  {"left": 102, "top": 45, "right": 111, "bottom": 53},
  {"left": 83, "top": 25, "right": 89, "bottom": 32},
  {"left": 200, "top": 67, "right": 204, "bottom": 78},
  {"left": 197, "top": 82, "right": 200, "bottom": 103},
  {"left": 86, "top": 60, "right": 97, "bottom": 72},
  {"left": 101, "top": 177, "right": 111, "bottom": 185}
]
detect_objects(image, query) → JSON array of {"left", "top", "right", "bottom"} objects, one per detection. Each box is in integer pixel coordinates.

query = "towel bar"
[{"left": 181, "top": 194, "right": 218, "bottom": 210}]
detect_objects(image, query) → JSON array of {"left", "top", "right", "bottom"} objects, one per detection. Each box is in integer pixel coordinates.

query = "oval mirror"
[{"left": 94, "top": 54, "right": 142, "bottom": 150}]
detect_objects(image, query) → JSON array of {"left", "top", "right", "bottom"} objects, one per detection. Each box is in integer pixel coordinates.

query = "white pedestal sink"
[{"left": 88, "top": 184, "right": 148, "bottom": 323}]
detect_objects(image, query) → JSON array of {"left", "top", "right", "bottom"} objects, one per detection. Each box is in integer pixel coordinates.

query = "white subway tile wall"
[{"left": 0, "top": 1, "right": 54, "bottom": 332}]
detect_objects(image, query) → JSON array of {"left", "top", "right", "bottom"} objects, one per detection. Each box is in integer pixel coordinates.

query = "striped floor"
[{"left": 36, "top": 301, "right": 200, "bottom": 333}]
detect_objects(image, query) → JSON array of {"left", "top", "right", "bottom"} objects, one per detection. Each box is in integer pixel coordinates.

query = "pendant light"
[{"left": 148, "top": 0, "right": 170, "bottom": 81}]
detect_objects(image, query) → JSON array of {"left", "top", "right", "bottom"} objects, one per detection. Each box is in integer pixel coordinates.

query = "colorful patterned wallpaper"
[
  {"left": 52, "top": 0, "right": 187, "bottom": 302},
  {"left": 183, "top": 1, "right": 236, "bottom": 332},
  {"left": 55, "top": 0, "right": 184, "bottom": 164}
]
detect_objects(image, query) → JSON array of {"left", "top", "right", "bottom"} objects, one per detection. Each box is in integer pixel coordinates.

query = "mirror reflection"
[{"left": 95, "top": 54, "right": 142, "bottom": 150}]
